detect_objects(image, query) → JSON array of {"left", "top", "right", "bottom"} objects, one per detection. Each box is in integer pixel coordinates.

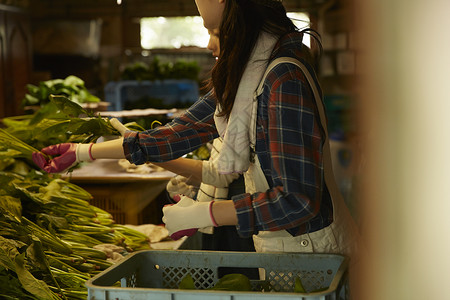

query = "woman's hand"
[
  {"left": 32, "top": 143, "right": 94, "bottom": 173},
  {"left": 166, "top": 175, "right": 198, "bottom": 199},
  {"left": 162, "top": 195, "right": 217, "bottom": 240}
]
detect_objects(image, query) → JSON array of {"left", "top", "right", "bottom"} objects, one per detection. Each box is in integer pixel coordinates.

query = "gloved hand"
[
  {"left": 110, "top": 118, "right": 128, "bottom": 136},
  {"left": 162, "top": 195, "right": 218, "bottom": 240},
  {"left": 32, "top": 143, "right": 95, "bottom": 173},
  {"left": 166, "top": 175, "right": 197, "bottom": 199}
]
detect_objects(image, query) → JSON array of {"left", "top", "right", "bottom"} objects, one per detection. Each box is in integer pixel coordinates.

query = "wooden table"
[{"left": 63, "top": 159, "right": 175, "bottom": 225}]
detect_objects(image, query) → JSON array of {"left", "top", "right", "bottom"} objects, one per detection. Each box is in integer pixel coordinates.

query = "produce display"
[{"left": 0, "top": 96, "right": 150, "bottom": 299}]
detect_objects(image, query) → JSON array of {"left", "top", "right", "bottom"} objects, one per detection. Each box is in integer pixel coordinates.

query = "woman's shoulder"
[
  {"left": 260, "top": 54, "right": 321, "bottom": 101},
  {"left": 262, "top": 57, "right": 311, "bottom": 92},
  {"left": 267, "top": 33, "right": 320, "bottom": 88}
]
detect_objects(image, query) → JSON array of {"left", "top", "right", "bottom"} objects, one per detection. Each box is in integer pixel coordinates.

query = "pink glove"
[
  {"left": 162, "top": 195, "right": 218, "bottom": 240},
  {"left": 32, "top": 143, "right": 95, "bottom": 173},
  {"left": 169, "top": 227, "right": 198, "bottom": 241}
]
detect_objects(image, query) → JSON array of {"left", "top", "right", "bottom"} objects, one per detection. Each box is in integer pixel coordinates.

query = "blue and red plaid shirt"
[{"left": 123, "top": 32, "right": 333, "bottom": 238}]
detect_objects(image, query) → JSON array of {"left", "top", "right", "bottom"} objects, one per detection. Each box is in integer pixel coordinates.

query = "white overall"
[{"left": 243, "top": 57, "right": 360, "bottom": 262}]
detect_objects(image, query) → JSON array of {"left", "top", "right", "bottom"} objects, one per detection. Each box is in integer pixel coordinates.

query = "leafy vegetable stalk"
[{"left": 2, "top": 95, "right": 144, "bottom": 153}]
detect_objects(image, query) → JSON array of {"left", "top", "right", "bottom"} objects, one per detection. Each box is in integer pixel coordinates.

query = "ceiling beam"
[{"left": 30, "top": 0, "right": 323, "bottom": 19}]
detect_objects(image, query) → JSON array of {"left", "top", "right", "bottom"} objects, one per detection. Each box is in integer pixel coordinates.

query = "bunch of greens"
[
  {"left": 0, "top": 170, "right": 151, "bottom": 300},
  {"left": 22, "top": 75, "right": 101, "bottom": 107},
  {"left": 2, "top": 95, "right": 144, "bottom": 152},
  {"left": 121, "top": 57, "right": 200, "bottom": 81}
]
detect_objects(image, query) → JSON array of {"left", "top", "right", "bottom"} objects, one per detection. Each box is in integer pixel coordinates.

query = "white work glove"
[
  {"left": 166, "top": 175, "right": 198, "bottom": 199},
  {"left": 110, "top": 118, "right": 128, "bottom": 136},
  {"left": 162, "top": 195, "right": 217, "bottom": 240}
]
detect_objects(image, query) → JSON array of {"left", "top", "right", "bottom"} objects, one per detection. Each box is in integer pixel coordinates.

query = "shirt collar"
[{"left": 270, "top": 31, "right": 306, "bottom": 61}]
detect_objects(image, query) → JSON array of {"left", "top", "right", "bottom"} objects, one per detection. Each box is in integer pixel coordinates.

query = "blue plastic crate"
[
  {"left": 105, "top": 80, "right": 199, "bottom": 111},
  {"left": 86, "top": 250, "right": 349, "bottom": 300}
]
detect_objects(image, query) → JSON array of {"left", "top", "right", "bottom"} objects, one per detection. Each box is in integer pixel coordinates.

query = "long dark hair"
[{"left": 206, "top": 0, "right": 297, "bottom": 120}]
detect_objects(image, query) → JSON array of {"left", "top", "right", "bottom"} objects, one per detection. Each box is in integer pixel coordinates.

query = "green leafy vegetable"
[
  {"left": 0, "top": 196, "right": 22, "bottom": 222},
  {"left": 49, "top": 94, "right": 87, "bottom": 118},
  {"left": 211, "top": 273, "right": 252, "bottom": 291},
  {"left": 15, "top": 253, "right": 55, "bottom": 300},
  {"left": 2, "top": 95, "right": 142, "bottom": 152},
  {"left": 0, "top": 269, "right": 41, "bottom": 300},
  {"left": 294, "top": 276, "right": 306, "bottom": 293},
  {"left": 0, "top": 128, "right": 43, "bottom": 161},
  {"left": 178, "top": 274, "right": 196, "bottom": 290}
]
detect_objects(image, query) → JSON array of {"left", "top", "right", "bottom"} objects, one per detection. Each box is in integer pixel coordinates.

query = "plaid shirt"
[{"left": 123, "top": 32, "right": 333, "bottom": 238}]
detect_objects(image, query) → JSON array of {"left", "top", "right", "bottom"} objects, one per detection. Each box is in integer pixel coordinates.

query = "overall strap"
[
  {"left": 253, "top": 57, "right": 343, "bottom": 222},
  {"left": 255, "top": 57, "right": 325, "bottom": 135},
  {"left": 251, "top": 57, "right": 327, "bottom": 153}
]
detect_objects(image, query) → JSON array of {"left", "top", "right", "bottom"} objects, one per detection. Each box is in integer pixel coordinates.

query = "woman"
[{"left": 34, "top": 0, "right": 359, "bottom": 267}]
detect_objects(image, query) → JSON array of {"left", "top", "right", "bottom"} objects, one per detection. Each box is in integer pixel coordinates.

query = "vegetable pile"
[
  {"left": 0, "top": 172, "right": 151, "bottom": 299},
  {"left": 0, "top": 96, "right": 149, "bottom": 299}
]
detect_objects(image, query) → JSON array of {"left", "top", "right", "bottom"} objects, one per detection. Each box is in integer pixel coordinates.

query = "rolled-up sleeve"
[{"left": 123, "top": 92, "right": 219, "bottom": 165}]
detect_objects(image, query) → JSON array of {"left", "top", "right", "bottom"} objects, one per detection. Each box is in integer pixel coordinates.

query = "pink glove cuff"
[
  {"left": 88, "top": 143, "right": 95, "bottom": 160},
  {"left": 209, "top": 201, "right": 219, "bottom": 227},
  {"left": 76, "top": 143, "right": 95, "bottom": 162}
]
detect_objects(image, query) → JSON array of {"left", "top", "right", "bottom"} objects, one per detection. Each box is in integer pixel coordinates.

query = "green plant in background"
[
  {"left": 120, "top": 62, "right": 151, "bottom": 81},
  {"left": 22, "top": 75, "right": 101, "bottom": 108},
  {"left": 121, "top": 56, "right": 200, "bottom": 81}
]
